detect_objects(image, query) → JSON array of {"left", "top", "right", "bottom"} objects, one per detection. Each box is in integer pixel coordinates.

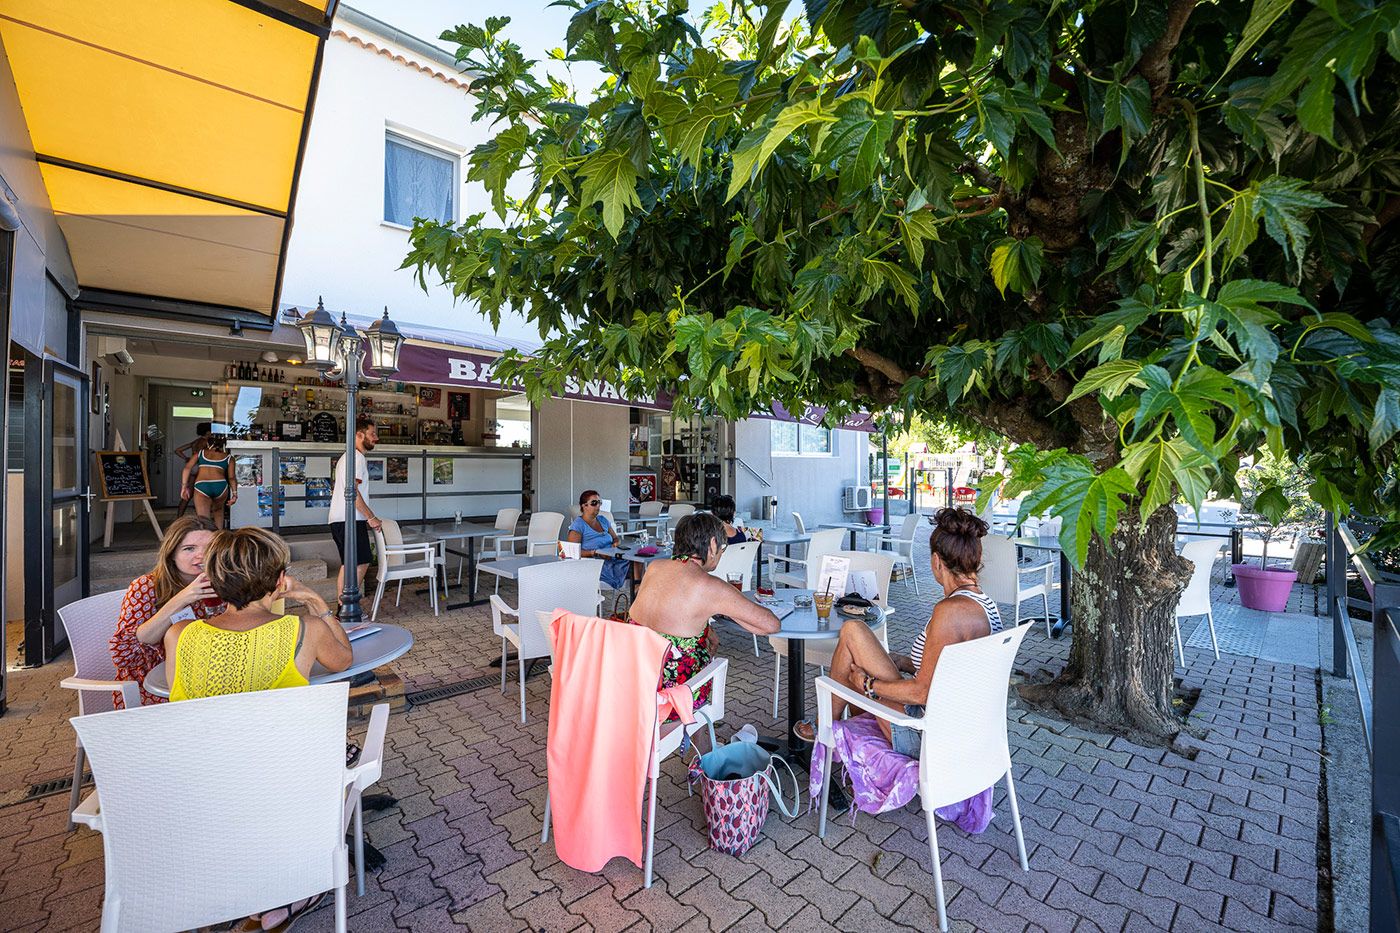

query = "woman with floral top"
[
  {"left": 626, "top": 513, "right": 780, "bottom": 715},
  {"left": 108, "top": 516, "right": 222, "bottom": 707}
]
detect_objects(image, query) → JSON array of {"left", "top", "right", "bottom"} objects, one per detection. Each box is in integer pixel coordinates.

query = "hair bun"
[{"left": 933, "top": 506, "right": 988, "bottom": 539}]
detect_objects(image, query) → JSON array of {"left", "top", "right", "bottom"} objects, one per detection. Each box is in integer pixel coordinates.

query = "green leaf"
[
  {"left": 1102, "top": 76, "right": 1151, "bottom": 143},
  {"left": 578, "top": 149, "right": 643, "bottom": 238},
  {"left": 1066, "top": 359, "right": 1146, "bottom": 403},
  {"left": 1253, "top": 176, "right": 1337, "bottom": 276},
  {"left": 1296, "top": 73, "right": 1336, "bottom": 143},
  {"left": 1059, "top": 466, "right": 1137, "bottom": 568},
  {"left": 898, "top": 211, "right": 940, "bottom": 267},
  {"left": 1068, "top": 296, "right": 1154, "bottom": 361},
  {"left": 1253, "top": 485, "right": 1291, "bottom": 524},
  {"left": 989, "top": 236, "right": 1044, "bottom": 296},
  {"left": 1122, "top": 437, "right": 1212, "bottom": 519},
  {"left": 653, "top": 93, "right": 725, "bottom": 169},
  {"left": 1371, "top": 387, "right": 1400, "bottom": 448},
  {"left": 1223, "top": 0, "right": 1296, "bottom": 82},
  {"left": 724, "top": 123, "right": 769, "bottom": 202},
  {"left": 1219, "top": 188, "right": 1259, "bottom": 270},
  {"left": 867, "top": 259, "right": 921, "bottom": 316},
  {"left": 759, "top": 98, "right": 837, "bottom": 169}
]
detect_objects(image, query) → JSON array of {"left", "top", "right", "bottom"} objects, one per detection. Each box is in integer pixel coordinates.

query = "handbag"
[{"left": 686, "top": 715, "right": 800, "bottom": 855}]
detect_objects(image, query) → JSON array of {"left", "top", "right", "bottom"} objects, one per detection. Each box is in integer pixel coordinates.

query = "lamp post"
[{"left": 296, "top": 299, "right": 403, "bottom": 625}]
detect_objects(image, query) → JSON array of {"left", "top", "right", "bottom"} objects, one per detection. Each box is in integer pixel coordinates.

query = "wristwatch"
[{"left": 862, "top": 674, "right": 879, "bottom": 699}]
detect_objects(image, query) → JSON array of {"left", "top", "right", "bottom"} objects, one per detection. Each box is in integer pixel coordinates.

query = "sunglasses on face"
[{"left": 586, "top": 500, "right": 601, "bottom": 506}]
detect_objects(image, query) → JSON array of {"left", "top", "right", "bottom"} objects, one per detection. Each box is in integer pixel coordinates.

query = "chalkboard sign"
[
  {"left": 95, "top": 451, "right": 154, "bottom": 501},
  {"left": 308, "top": 412, "right": 339, "bottom": 443}
]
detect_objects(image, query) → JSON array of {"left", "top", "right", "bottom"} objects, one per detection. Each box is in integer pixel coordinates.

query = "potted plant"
[{"left": 1231, "top": 456, "right": 1322, "bottom": 611}]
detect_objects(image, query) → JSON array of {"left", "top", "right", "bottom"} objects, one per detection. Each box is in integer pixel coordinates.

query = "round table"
[
  {"left": 753, "top": 590, "right": 890, "bottom": 761},
  {"left": 143, "top": 623, "right": 414, "bottom": 699}
]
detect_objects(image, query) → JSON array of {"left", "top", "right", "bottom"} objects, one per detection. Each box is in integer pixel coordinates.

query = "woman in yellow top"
[{"left": 165, "top": 527, "right": 353, "bottom": 701}]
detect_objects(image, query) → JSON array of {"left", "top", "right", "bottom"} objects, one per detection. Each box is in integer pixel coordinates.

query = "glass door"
[{"left": 23, "top": 358, "right": 89, "bottom": 665}]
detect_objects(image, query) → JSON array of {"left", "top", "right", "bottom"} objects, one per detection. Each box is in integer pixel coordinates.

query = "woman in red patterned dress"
[{"left": 108, "top": 516, "right": 222, "bottom": 707}]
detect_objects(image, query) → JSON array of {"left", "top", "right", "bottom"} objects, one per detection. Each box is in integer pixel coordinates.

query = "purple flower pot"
[
  {"left": 867, "top": 507, "right": 884, "bottom": 526},
  {"left": 1232, "top": 564, "right": 1298, "bottom": 612}
]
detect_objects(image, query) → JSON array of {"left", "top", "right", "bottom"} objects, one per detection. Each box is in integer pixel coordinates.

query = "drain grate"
[
  {"left": 0, "top": 773, "right": 90, "bottom": 811},
  {"left": 405, "top": 663, "right": 546, "bottom": 707}
]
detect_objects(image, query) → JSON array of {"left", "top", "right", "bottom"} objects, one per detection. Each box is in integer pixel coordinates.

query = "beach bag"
[{"left": 686, "top": 716, "right": 800, "bottom": 855}]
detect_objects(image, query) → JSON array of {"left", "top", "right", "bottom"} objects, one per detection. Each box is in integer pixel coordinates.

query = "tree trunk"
[{"left": 1020, "top": 504, "right": 1194, "bottom": 744}]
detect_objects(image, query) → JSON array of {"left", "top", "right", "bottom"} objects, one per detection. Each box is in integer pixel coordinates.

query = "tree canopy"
[{"left": 407, "top": 0, "right": 1400, "bottom": 565}]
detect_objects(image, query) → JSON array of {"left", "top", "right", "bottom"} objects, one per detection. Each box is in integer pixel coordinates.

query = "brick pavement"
[{"left": 0, "top": 540, "right": 1322, "bottom": 931}]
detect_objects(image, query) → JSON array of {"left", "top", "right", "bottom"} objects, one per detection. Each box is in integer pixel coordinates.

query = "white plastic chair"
[
  {"left": 70, "top": 684, "right": 387, "bottom": 933},
  {"left": 541, "top": 623, "right": 728, "bottom": 890},
  {"left": 490, "top": 559, "right": 605, "bottom": 722},
  {"left": 815, "top": 622, "right": 1034, "bottom": 932},
  {"left": 709, "top": 540, "right": 762, "bottom": 655},
  {"left": 769, "top": 550, "right": 896, "bottom": 719},
  {"left": 792, "top": 511, "right": 808, "bottom": 536},
  {"left": 370, "top": 519, "right": 441, "bottom": 620},
  {"left": 637, "top": 500, "right": 664, "bottom": 517},
  {"left": 981, "top": 535, "right": 1054, "bottom": 636},
  {"left": 57, "top": 590, "right": 136, "bottom": 829},
  {"left": 872, "top": 512, "right": 923, "bottom": 594},
  {"left": 768, "top": 528, "right": 844, "bottom": 590},
  {"left": 666, "top": 503, "right": 695, "bottom": 535},
  {"left": 460, "top": 508, "right": 520, "bottom": 584},
  {"left": 491, "top": 510, "right": 565, "bottom": 559},
  {"left": 1175, "top": 539, "right": 1222, "bottom": 667},
  {"left": 603, "top": 510, "right": 646, "bottom": 543}
]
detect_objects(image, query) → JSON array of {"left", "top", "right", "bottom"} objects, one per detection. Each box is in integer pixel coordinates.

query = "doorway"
[{"left": 23, "top": 356, "right": 89, "bottom": 665}]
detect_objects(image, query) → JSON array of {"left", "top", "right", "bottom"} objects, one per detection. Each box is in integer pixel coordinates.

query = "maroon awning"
[{"left": 376, "top": 342, "right": 875, "bottom": 431}]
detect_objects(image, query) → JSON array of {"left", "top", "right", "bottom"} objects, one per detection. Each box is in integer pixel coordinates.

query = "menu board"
[
  {"left": 308, "top": 412, "right": 339, "bottom": 442},
  {"left": 95, "top": 451, "right": 154, "bottom": 501}
]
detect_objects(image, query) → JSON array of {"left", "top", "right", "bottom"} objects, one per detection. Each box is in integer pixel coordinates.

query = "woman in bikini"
[
  {"left": 793, "top": 507, "right": 1002, "bottom": 755},
  {"left": 181, "top": 433, "right": 236, "bottom": 529},
  {"left": 627, "top": 512, "right": 781, "bottom": 710}
]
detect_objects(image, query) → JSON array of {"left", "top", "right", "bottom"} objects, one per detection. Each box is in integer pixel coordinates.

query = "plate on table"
[{"left": 837, "top": 604, "right": 871, "bottom": 618}]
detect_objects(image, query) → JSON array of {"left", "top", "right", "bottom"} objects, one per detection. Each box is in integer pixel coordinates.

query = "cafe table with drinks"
[{"left": 745, "top": 584, "right": 891, "bottom": 764}]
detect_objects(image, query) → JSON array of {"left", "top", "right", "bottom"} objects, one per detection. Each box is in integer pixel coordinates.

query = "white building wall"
[
  {"left": 280, "top": 14, "right": 536, "bottom": 343},
  {"left": 731, "top": 420, "right": 869, "bottom": 527}
]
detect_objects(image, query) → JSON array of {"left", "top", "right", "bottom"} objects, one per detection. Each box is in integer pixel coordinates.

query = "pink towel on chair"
[{"left": 547, "top": 610, "right": 671, "bottom": 872}]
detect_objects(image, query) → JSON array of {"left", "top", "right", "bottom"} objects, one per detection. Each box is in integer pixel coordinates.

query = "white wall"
[
  {"left": 532, "top": 398, "right": 629, "bottom": 520},
  {"left": 280, "top": 16, "right": 536, "bottom": 344},
  {"left": 731, "top": 420, "right": 869, "bottom": 527}
]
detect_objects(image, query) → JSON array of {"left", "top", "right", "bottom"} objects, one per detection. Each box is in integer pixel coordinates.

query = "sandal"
[{"left": 792, "top": 721, "right": 816, "bottom": 744}]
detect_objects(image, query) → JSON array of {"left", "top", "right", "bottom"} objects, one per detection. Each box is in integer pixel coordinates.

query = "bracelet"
[{"left": 862, "top": 674, "right": 879, "bottom": 699}]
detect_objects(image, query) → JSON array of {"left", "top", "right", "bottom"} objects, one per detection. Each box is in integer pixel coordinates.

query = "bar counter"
[{"left": 227, "top": 440, "right": 528, "bottom": 530}]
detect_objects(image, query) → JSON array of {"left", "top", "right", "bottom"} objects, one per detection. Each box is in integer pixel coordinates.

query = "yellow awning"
[{"left": 0, "top": 0, "right": 336, "bottom": 316}]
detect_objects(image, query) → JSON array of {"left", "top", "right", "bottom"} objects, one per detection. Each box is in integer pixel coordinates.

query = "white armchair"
[
  {"left": 871, "top": 512, "right": 923, "bottom": 594},
  {"left": 767, "top": 528, "right": 844, "bottom": 590},
  {"left": 814, "top": 622, "right": 1033, "bottom": 931},
  {"left": 57, "top": 590, "right": 136, "bottom": 829},
  {"left": 371, "top": 519, "right": 442, "bottom": 619},
  {"left": 981, "top": 534, "right": 1055, "bottom": 635},
  {"left": 70, "top": 684, "right": 387, "bottom": 933}
]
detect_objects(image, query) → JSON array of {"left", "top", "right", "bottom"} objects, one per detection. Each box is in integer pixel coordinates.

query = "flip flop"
[{"left": 792, "top": 721, "right": 816, "bottom": 744}]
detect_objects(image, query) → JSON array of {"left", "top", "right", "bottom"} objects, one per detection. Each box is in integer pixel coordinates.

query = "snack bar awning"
[{"left": 0, "top": 0, "right": 337, "bottom": 315}]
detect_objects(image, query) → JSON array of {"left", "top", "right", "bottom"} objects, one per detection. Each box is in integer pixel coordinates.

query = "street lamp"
[{"left": 296, "top": 298, "right": 403, "bottom": 625}]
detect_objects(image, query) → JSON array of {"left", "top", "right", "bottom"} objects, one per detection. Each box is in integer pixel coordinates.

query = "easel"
[{"left": 102, "top": 429, "right": 164, "bottom": 548}]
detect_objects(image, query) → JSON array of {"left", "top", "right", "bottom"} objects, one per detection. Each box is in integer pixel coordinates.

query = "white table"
[
  {"left": 819, "top": 521, "right": 880, "bottom": 550},
  {"left": 142, "top": 623, "right": 414, "bottom": 699},
  {"left": 477, "top": 554, "right": 560, "bottom": 583},
  {"left": 405, "top": 523, "right": 504, "bottom": 607},
  {"left": 754, "top": 590, "right": 890, "bottom": 760}
]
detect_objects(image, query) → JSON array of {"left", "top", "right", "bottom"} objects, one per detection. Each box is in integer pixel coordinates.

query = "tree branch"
[
  {"left": 959, "top": 161, "right": 1001, "bottom": 192},
  {"left": 847, "top": 347, "right": 912, "bottom": 385},
  {"left": 1138, "top": 0, "right": 1198, "bottom": 101}
]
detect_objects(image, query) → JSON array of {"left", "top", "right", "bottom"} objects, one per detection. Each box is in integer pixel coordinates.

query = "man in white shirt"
[{"left": 329, "top": 415, "right": 382, "bottom": 601}]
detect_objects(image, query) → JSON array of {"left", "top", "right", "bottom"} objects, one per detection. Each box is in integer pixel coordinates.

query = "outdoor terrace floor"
[{"left": 0, "top": 536, "right": 1333, "bottom": 931}]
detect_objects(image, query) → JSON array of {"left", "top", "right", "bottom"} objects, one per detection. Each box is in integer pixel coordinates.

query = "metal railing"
[
  {"left": 727, "top": 455, "right": 772, "bottom": 487},
  {"left": 264, "top": 447, "right": 528, "bottom": 535},
  {"left": 1329, "top": 515, "right": 1400, "bottom": 930}
]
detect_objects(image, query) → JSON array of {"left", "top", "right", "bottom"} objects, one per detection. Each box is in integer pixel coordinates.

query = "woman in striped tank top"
[{"left": 794, "top": 507, "right": 1002, "bottom": 757}]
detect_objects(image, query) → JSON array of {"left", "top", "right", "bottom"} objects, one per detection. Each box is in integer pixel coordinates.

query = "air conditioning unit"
[{"left": 843, "top": 486, "right": 872, "bottom": 511}]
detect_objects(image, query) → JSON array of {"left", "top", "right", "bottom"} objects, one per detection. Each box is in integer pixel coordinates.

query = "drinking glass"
[
  {"left": 726, "top": 572, "right": 744, "bottom": 591},
  {"left": 813, "top": 592, "right": 834, "bottom": 620}
]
